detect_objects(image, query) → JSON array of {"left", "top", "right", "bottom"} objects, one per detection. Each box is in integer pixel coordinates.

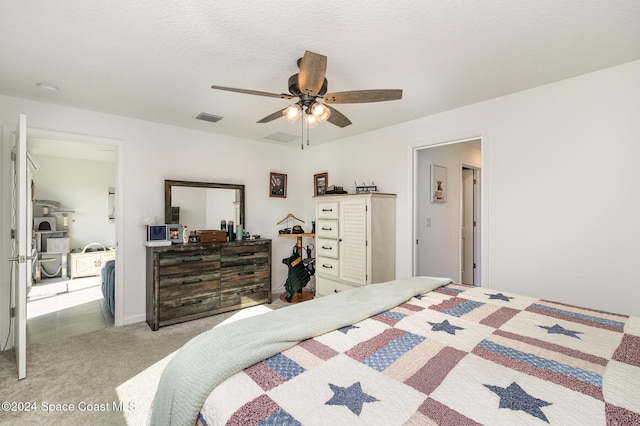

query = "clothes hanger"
[{"left": 277, "top": 213, "right": 305, "bottom": 225}]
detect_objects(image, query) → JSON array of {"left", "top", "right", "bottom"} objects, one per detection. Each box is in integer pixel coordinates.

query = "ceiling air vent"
[
  {"left": 263, "top": 132, "right": 300, "bottom": 143},
  {"left": 195, "top": 112, "right": 223, "bottom": 123}
]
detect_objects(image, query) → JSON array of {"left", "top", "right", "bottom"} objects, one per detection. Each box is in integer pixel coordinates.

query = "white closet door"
[{"left": 339, "top": 198, "right": 367, "bottom": 285}]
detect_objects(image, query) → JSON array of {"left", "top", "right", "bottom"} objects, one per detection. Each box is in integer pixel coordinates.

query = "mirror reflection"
[{"left": 165, "top": 180, "right": 244, "bottom": 232}]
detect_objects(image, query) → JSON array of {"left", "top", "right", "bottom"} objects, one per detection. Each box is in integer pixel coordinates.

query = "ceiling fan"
[{"left": 211, "top": 51, "right": 403, "bottom": 129}]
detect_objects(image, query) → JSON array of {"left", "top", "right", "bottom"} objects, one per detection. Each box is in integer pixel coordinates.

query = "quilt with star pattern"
[{"left": 196, "top": 283, "right": 640, "bottom": 425}]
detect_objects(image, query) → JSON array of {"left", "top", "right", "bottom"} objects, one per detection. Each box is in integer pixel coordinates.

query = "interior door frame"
[
  {"left": 410, "top": 136, "right": 484, "bottom": 284},
  {"left": 26, "top": 127, "right": 125, "bottom": 326}
]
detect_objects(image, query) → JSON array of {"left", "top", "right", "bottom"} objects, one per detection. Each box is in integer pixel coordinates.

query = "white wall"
[
  {"left": 306, "top": 60, "right": 640, "bottom": 317},
  {"left": 31, "top": 155, "right": 116, "bottom": 250}
]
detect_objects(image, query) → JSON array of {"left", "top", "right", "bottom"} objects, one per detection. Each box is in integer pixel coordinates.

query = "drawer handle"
[
  {"left": 181, "top": 278, "right": 203, "bottom": 285},
  {"left": 238, "top": 271, "right": 255, "bottom": 276},
  {"left": 322, "top": 208, "right": 333, "bottom": 212},
  {"left": 321, "top": 245, "right": 332, "bottom": 250},
  {"left": 182, "top": 257, "right": 203, "bottom": 263},
  {"left": 322, "top": 264, "right": 333, "bottom": 269},
  {"left": 181, "top": 299, "right": 202, "bottom": 306},
  {"left": 321, "top": 227, "right": 333, "bottom": 231},
  {"left": 238, "top": 252, "right": 254, "bottom": 257},
  {"left": 236, "top": 288, "right": 256, "bottom": 296}
]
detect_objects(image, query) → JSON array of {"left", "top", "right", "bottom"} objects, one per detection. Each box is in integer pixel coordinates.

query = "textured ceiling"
[{"left": 1, "top": 1, "right": 639, "bottom": 148}]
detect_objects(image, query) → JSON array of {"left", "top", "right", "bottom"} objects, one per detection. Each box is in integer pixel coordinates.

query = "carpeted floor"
[{"left": 0, "top": 297, "right": 289, "bottom": 425}]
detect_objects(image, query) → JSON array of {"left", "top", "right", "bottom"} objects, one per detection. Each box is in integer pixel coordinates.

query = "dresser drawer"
[
  {"left": 317, "top": 201, "right": 339, "bottom": 219},
  {"left": 317, "top": 238, "right": 339, "bottom": 258},
  {"left": 158, "top": 275, "right": 220, "bottom": 299},
  {"left": 158, "top": 292, "right": 221, "bottom": 322},
  {"left": 220, "top": 283, "right": 270, "bottom": 309},
  {"left": 159, "top": 270, "right": 219, "bottom": 286},
  {"left": 221, "top": 262, "right": 270, "bottom": 290},
  {"left": 158, "top": 249, "right": 220, "bottom": 276},
  {"left": 221, "top": 244, "right": 270, "bottom": 267},
  {"left": 316, "top": 219, "right": 338, "bottom": 239},
  {"left": 316, "top": 256, "right": 339, "bottom": 277},
  {"left": 316, "top": 276, "right": 357, "bottom": 297}
]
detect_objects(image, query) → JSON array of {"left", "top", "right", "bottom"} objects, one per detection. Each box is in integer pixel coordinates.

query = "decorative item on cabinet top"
[{"left": 314, "top": 172, "right": 328, "bottom": 196}]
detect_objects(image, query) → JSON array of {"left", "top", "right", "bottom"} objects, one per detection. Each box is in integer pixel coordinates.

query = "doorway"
[
  {"left": 413, "top": 139, "right": 481, "bottom": 284},
  {"left": 461, "top": 165, "right": 480, "bottom": 285},
  {"left": 26, "top": 134, "right": 119, "bottom": 345}
]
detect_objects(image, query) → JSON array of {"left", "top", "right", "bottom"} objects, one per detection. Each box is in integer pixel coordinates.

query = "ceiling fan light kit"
[
  {"left": 211, "top": 50, "right": 402, "bottom": 148},
  {"left": 283, "top": 104, "right": 302, "bottom": 123}
]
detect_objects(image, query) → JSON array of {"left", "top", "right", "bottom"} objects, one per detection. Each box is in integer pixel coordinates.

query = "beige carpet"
[{"left": 0, "top": 297, "right": 289, "bottom": 425}]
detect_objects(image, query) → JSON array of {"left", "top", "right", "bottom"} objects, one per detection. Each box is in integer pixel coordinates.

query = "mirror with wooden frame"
[{"left": 164, "top": 180, "right": 245, "bottom": 232}]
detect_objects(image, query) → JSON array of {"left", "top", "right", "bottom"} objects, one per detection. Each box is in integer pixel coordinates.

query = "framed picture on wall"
[
  {"left": 270, "top": 172, "right": 287, "bottom": 198},
  {"left": 431, "top": 164, "right": 447, "bottom": 203},
  {"left": 314, "top": 172, "right": 328, "bottom": 196}
]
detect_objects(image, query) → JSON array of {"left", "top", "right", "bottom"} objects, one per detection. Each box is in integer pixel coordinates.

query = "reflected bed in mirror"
[{"left": 164, "top": 180, "right": 245, "bottom": 232}]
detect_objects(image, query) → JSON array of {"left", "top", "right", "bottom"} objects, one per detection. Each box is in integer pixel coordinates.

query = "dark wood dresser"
[{"left": 146, "top": 238, "right": 272, "bottom": 330}]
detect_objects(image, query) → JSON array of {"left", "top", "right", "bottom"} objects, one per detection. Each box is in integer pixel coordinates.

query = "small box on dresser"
[{"left": 146, "top": 238, "right": 271, "bottom": 330}]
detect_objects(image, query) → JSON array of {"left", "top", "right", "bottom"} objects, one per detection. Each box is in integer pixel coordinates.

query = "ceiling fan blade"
[
  {"left": 323, "top": 89, "right": 403, "bottom": 104},
  {"left": 325, "top": 105, "right": 352, "bottom": 128},
  {"left": 298, "top": 51, "right": 327, "bottom": 96},
  {"left": 257, "top": 108, "right": 286, "bottom": 123},
  {"left": 212, "top": 85, "right": 293, "bottom": 100}
]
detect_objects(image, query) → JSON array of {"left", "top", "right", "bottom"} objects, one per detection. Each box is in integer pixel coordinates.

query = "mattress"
[{"left": 150, "top": 278, "right": 640, "bottom": 425}]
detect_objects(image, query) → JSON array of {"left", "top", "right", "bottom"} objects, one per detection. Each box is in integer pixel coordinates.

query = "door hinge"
[
  {"left": 11, "top": 148, "right": 16, "bottom": 162},
  {"left": 11, "top": 307, "right": 16, "bottom": 318},
  {"left": 11, "top": 229, "right": 16, "bottom": 239},
  {"left": 473, "top": 263, "right": 477, "bottom": 269}
]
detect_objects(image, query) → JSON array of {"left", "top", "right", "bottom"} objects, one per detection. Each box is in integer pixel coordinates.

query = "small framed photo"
[
  {"left": 314, "top": 172, "right": 328, "bottom": 196},
  {"left": 270, "top": 172, "right": 287, "bottom": 198},
  {"left": 168, "top": 224, "right": 184, "bottom": 243},
  {"left": 431, "top": 164, "right": 447, "bottom": 203}
]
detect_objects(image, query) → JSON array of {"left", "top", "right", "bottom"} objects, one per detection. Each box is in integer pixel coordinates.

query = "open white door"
[{"left": 11, "top": 114, "right": 30, "bottom": 379}]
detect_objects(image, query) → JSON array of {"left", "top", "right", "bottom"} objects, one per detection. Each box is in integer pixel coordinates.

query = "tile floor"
[{"left": 26, "top": 276, "right": 113, "bottom": 346}]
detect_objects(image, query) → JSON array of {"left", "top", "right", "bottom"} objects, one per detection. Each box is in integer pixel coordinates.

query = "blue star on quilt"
[
  {"left": 538, "top": 324, "right": 583, "bottom": 339},
  {"left": 427, "top": 319, "right": 464, "bottom": 335},
  {"left": 338, "top": 324, "right": 359, "bottom": 334},
  {"left": 325, "top": 382, "right": 378, "bottom": 415},
  {"left": 485, "top": 292, "right": 514, "bottom": 302},
  {"left": 484, "top": 382, "right": 552, "bottom": 423}
]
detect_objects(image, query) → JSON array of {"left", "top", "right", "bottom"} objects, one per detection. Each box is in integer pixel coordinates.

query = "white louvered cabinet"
[{"left": 314, "top": 193, "right": 396, "bottom": 296}]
